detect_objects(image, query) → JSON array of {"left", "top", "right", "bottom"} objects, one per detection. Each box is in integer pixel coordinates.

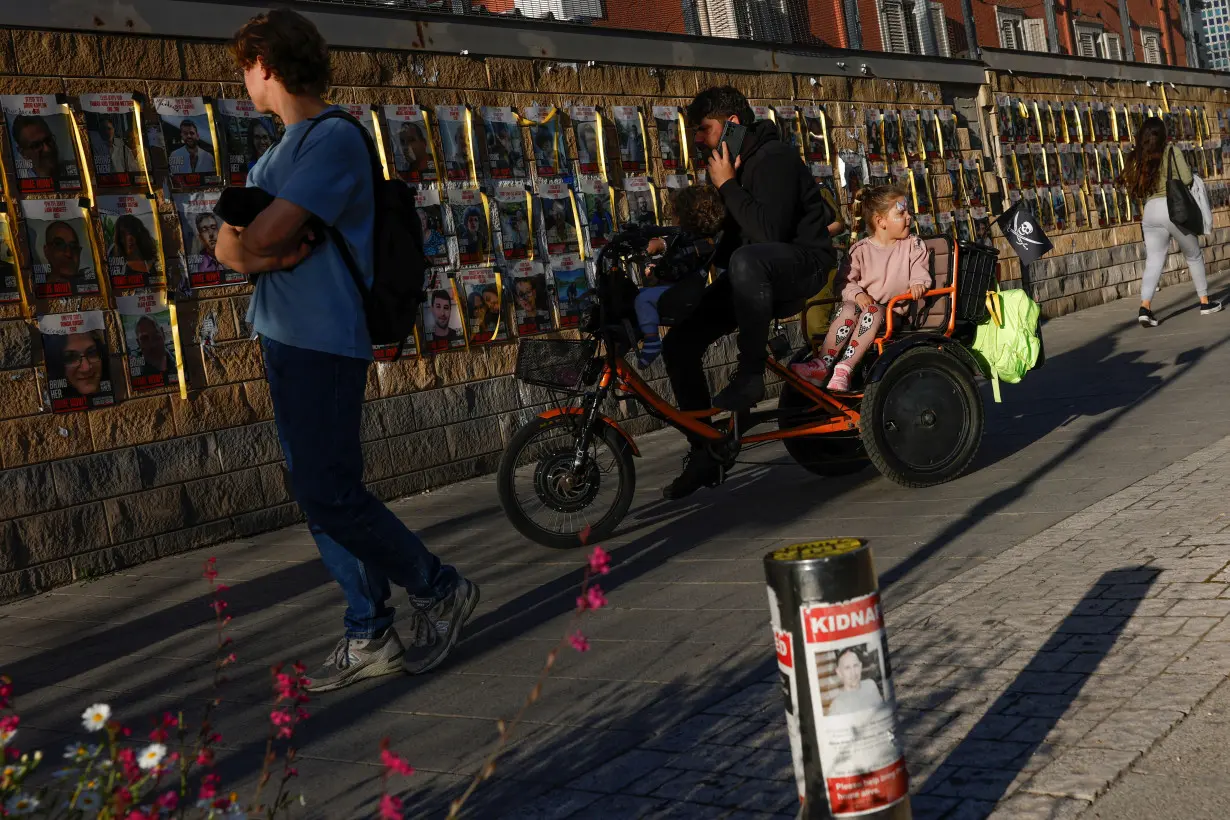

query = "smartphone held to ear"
[{"left": 718, "top": 120, "right": 747, "bottom": 160}]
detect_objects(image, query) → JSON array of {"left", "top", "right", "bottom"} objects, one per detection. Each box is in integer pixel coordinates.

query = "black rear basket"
[
  {"left": 515, "top": 338, "right": 598, "bottom": 392},
  {"left": 955, "top": 242, "right": 1000, "bottom": 324}
]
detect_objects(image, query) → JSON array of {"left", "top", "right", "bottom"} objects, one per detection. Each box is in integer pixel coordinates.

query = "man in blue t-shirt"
[{"left": 217, "top": 9, "right": 479, "bottom": 692}]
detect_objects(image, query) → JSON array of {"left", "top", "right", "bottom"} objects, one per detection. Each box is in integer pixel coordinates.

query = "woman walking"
[{"left": 1120, "top": 117, "right": 1221, "bottom": 327}]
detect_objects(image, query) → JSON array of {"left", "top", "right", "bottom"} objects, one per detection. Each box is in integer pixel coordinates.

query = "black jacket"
[{"left": 714, "top": 119, "right": 835, "bottom": 270}]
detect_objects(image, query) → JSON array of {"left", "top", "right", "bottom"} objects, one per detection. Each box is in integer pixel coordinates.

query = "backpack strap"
[{"left": 292, "top": 108, "right": 383, "bottom": 301}]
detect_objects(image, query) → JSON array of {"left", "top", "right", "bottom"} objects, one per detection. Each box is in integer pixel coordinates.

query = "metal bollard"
[{"left": 763, "top": 538, "right": 911, "bottom": 820}]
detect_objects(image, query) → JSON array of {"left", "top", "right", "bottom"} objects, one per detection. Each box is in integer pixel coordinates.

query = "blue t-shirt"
[{"left": 246, "top": 107, "right": 374, "bottom": 359}]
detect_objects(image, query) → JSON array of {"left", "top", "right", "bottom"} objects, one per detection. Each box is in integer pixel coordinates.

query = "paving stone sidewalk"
[{"left": 518, "top": 435, "right": 1230, "bottom": 820}]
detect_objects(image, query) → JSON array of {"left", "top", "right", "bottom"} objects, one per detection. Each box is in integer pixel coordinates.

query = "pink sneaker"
[
  {"left": 827, "top": 364, "right": 853, "bottom": 392},
  {"left": 790, "top": 357, "right": 829, "bottom": 387}
]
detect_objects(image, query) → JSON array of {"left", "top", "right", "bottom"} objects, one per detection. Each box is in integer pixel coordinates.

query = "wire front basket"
[
  {"left": 515, "top": 338, "right": 599, "bottom": 392},
  {"left": 955, "top": 242, "right": 1001, "bottom": 324}
]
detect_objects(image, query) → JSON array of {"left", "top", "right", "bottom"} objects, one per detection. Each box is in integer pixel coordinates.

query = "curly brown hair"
[
  {"left": 672, "top": 185, "right": 726, "bottom": 236},
  {"left": 232, "top": 9, "right": 330, "bottom": 97},
  {"left": 852, "top": 183, "right": 908, "bottom": 235}
]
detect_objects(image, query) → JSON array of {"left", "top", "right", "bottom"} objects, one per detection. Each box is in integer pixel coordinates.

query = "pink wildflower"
[
  {"left": 203, "top": 558, "right": 218, "bottom": 582},
  {"left": 0, "top": 715, "right": 19, "bottom": 734},
  {"left": 380, "top": 740, "right": 415, "bottom": 776},
  {"left": 154, "top": 791, "right": 178, "bottom": 812},
  {"left": 379, "top": 793, "right": 404, "bottom": 820},
  {"left": 588, "top": 546, "right": 611, "bottom": 575},
  {"left": 199, "top": 773, "right": 220, "bottom": 801},
  {"left": 584, "top": 585, "right": 607, "bottom": 611},
  {"left": 568, "top": 631, "right": 590, "bottom": 652}
]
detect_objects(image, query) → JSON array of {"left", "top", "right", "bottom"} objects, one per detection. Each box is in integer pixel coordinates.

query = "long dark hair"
[
  {"left": 114, "top": 214, "right": 157, "bottom": 263},
  {"left": 1120, "top": 117, "right": 1167, "bottom": 202}
]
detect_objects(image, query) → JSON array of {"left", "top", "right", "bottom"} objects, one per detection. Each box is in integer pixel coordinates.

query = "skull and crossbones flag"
[{"left": 995, "top": 201, "right": 1053, "bottom": 267}]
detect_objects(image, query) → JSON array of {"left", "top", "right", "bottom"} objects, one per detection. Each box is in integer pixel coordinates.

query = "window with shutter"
[
  {"left": 1102, "top": 32, "right": 1123, "bottom": 60},
  {"left": 1141, "top": 29, "right": 1163, "bottom": 63},
  {"left": 1022, "top": 18, "right": 1048, "bottom": 51},
  {"left": 930, "top": 1, "right": 952, "bottom": 56},
  {"left": 1075, "top": 24, "right": 1103, "bottom": 58},
  {"left": 881, "top": 1, "right": 912, "bottom": 53}
]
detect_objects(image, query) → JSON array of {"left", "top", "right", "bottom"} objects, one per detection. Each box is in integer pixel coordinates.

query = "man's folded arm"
[{"left": 216, "top": 197, "right": 315, "bottom": 274}]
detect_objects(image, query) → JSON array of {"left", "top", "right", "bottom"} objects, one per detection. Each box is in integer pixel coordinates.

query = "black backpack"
[{"left": 295, "top": 109, "right": 427, "bottom": 350}]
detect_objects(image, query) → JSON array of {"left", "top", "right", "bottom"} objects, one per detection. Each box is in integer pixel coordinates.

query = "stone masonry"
[{"left": 1, "top": 17, "right": 1230, "bottom": 601}]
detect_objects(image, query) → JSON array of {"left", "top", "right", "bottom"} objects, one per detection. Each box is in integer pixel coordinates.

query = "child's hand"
[
  {"left": 855, "top": 292, "right": 874, "bottom": 310},
  {"left": 910, "top": 283, "right": 928, "bottom": 301}
]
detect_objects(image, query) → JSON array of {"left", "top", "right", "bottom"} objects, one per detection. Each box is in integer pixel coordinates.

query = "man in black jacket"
[{"left": 661, "top": 86, "right": 835, "bottom": 499}]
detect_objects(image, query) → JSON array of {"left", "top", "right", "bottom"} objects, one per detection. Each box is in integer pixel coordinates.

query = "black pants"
[{"left": 663, "top": 242, "right": 824, "bottom": 412}]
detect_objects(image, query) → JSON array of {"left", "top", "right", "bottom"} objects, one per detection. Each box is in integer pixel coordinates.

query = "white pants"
[{"left": 1141, "top": 195, "right": 1207, "bottom": 303}]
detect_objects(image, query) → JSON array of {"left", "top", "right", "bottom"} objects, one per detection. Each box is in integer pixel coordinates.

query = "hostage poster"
[
  {"left": 799, "top": 592, "right": 908, "bottom": 817},
  {"left": 3, "top": 94, "right": 84, "bottom": 195},
  {"left": 117, "top": 292, "right": 179, "bottom": 392},
  {"left": 98, "top": 194, "right": 164, "bottom": 290},
  {"left": 39, "top": 311, "right": 115, "bottom": 413},
  {"left": 21, "top": 198, "right": 101, "bottom": 299}
]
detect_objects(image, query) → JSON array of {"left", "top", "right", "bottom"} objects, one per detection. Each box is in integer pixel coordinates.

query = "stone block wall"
[{"left": 0, "top": 24, "right": 1228, "bottom": 599}]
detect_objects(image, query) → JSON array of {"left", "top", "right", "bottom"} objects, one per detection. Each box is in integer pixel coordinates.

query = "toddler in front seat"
[
  {"left": 792, "top": 184, "right": 932, "bottom": 392},
  {"left": 635, "top": 185, "right": 725, "bottom": 367}
]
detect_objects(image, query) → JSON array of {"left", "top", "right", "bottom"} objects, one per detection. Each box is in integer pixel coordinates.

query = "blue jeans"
[{"left": 262, "top": 336, "right": 458, "bottom": 639}]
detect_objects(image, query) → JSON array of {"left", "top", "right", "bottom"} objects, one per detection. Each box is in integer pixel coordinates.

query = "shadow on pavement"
[{"left": 911, "top": 566, "right": 1156, "bottom": 818}]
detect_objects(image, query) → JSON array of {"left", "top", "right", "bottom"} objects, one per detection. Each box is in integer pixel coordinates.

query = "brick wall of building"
[{"left": 0, "top": 24, "right": 1227, "bottom": 599}]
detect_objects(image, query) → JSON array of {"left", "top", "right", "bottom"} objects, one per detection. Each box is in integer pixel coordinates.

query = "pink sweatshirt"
[{"left": 838, "top": 235, "right": 932, "bottom": 308}]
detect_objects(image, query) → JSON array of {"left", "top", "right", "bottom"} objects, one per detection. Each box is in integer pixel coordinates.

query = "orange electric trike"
[{"left": 497, "top": 227, "right": 1000, "bottom": 549}]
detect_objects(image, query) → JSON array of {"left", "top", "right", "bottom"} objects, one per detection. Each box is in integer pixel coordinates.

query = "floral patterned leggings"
[{"left": 818, "top": 301, "right": 885, "bottom": 370}]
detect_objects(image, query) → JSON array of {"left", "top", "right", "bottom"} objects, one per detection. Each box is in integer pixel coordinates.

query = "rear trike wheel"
[
  {"left": 497, "top": 414, "right": 636, "bottom": 549},
  {"left": 860, "top": 346, "right": 983, "bottom": 487},
  {"left": 777, "top": 382, "right": 869, "bottom": 477}
]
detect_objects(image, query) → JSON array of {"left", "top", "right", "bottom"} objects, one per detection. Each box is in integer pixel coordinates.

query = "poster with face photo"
[
  {"left": 538, "top": 182, "right": 581, "bottom": 257},
  {"left": 217, "top": 99, "right": 281, "bottom": 186},
  {"left": 937, "top": 210, "right": 953, "bottom": 240},
  {"left": 21, "top": 198, "right": 100, "bottom": 299},
  {"left": 653, "top": 106, "right": 686, "bottom": 172},
  {"left": 776, "top": 106, "right": 803, "bottom": 156},
  {"left": 937, "top": 109, "right": 958, "bottom": 157},
  {"left": 39, "top": 311, "right": 114, "bottom": 413},
  {"left": 911, "top": 162, "right": 933, "bottom": 213},
  {"left": 971, "top": 206, "right": 992, "bottom": 246},
  {"left": 174, "top": 191, "right": 244, "bottom": 289},
  {"left": 495, "top": 187, "right": 533, "bottom": 261},
  {"left": 416, "top": 188, "right": 450, "bottom": 267},
  {"left": 98, "top": 194, "right": 163, "bottom": 290},
  {"left": 435, "top": 105, "right": 475, "bottom": 183},
  {"left": 612, "top": 106, "right": 647, "bottom": 174},
  {"left": 0, "top": 215, "right": 20, "bottom": 303},
  {"left": 340, "top": 104, "right": 381, "bottom": 145},
  {"left": 902, "top": 110, "right": 921, "bottom": 160},
  {"left": 421, "top": 271, "right": 465, "bottom": 353},
  {"left": 961, "top": 158, "right": 983, "bottom": 206},
  {"left": 81, "top": 93, "right": 147, "bottom": 190},
  {"left": 921, "top": 109, "right": 939, "bottom": 159},
  {"left": 954, "top": 208, "right": 972, "bottom": 244},
  {"left": 509, "top": 260, "right": 553, "bottom": 336},
  {"left": 882, "top": 110, "right": 902, "bottom": 161},
  {"left": 2, "top": 94, "right": 84, "bottom": 195},
  {"left": 579, "top": 177, "right": 616, "bottom": 249},
  {"left": 549, "top": 254, "right": 591, "bottom": 329},
  {"left": 448, "top": 188, "right": 491, "bottom": 266},
  {"left": 624, "top": 176, "right": 658, "bottom": 226},
  {"left": 1058, "top": 144, "right": 1076, "bottom": 191},
  {"left": 481, "top": 107, "right": 527, "bottom": 181},
  {"left": 524, "top": 106, "right": 566, "bottom": 178},
  {"left": 838, "top": 151, "right": 864, "bottom": 209},
  {"left": 372, "top": 332, "right": 418, "bottom": 363},
  {"left": 384, "top": 105, "right": 439, "bottom": 184},
  {"left": 811, "top": 163, "right": 839, "bottom": 211},
  {"left": 458, "top": 267, "right": 507, "bottom": 346},
  {"left": 995, "top": 95, "right": 1014, "bottom": 144},
  {"left": 1051, "top": 188, "right": 1067, "bottom": 230},
  {"left": 802, "top": 106, "right": 828, "bottom": 163},
  {"left": 1072, "top": 190, "right": 1088, "bottom": 228},
  {"left": 1083, "top": 143, "right": 1099, "bottom": 185},
  {"left": 117, "top": 292, "right": 179, "bottom": 392},
  {"left": 946, "top": 159, "right": 963, "bottom": 206},
  {"left": 1063, "top": 103, "right": 1081, "bottom": 143},
  {"left": 155, "top": 97, "right": 220, "bottom": 189},
  {"left": 570, "top": 107, "right": 604, "bottom": 176},
  {"left": 867, "top": 160, "right": 890, "bottom": 189},
  {"left": 1029, "top": 143, "right": 1046, "bottom": 186}
]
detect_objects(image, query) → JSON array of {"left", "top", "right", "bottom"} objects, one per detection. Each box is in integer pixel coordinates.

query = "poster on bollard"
[
  {"left": 38, "top": 311, "right": 115, "bottom": 413},
  {"left": 799, "top": 592, "right": 908, "bottom": 817},
  {"left": 767, "top": 586, "right": 807, "bottom": 804},
  {"left": 2, "top": 94, "right": 85, "bottom": 195}
]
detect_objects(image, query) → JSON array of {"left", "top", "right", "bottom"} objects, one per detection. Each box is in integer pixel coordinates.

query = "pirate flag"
[{"left": 995, "top": 200, "right": 1053, "bottom": 266}]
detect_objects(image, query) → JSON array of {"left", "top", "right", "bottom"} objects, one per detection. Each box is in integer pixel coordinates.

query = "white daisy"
[
  {"left": 73, "top": 791, "right": 102, "bottom": 812},
  {"left": 5, "top": 793, "right": 39, "bottom": 814},
  {"left": 80, "top": 703, "right": 111, "bottom": 732},
  {"left": 64, "top": 742, "right": 91, "bottom": 761},
  {"left": 138, "top": 742, "right": 167, "bottom": 771}
]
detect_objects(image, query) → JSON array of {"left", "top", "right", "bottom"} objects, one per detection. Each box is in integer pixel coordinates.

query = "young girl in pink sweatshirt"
[{"left": 792, "top": 184, "right": 932, "bottom": 392}]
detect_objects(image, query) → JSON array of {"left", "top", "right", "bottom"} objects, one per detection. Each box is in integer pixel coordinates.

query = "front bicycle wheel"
[{"left": 497, "top": 414, "right": 636, "bottom": 549}]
